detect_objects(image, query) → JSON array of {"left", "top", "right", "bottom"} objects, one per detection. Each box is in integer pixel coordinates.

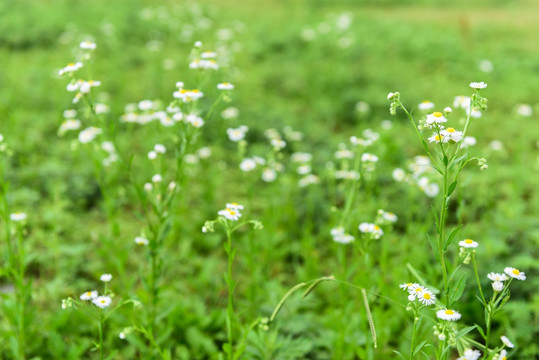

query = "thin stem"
[
  {"left": 409, "top": 314, "right": 418, "bottom": 360},
  {"left": 226, "top": 229, "right": 234, "bottom": 360},
  {"left": 471, "top": 253, "right": 486, "bottom": 305},
  {"left": 98, "top": 312, "right": 104, "bottom": 360},
  {"left": 438, "top": 164, "right": 449, "bottom": 298}
]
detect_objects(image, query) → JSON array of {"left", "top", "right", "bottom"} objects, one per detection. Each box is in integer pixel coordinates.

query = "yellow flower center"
[
  {"left": 433, "top": 112, "right": 443, "bottom": 117},
  {"left": 421, "top": 100, "right": 431, "bottom": 104},
  {"left": 86, "top": 292, "right": 92, "bottom": 296},
  {"left": 465, "top": 239, "right": 473, "bottom": 244},
  {"left": 192, "top": 89, "right": 200, "bottom": 93},
  {"left": 415, "top": 288, "right": 422, "bottom": 292},
  {"left": 373, "top": 225, "right": 380, "bottom": 231},
  {"left": 406, "top": 283, "right": 412, "bottom": 286},
  {"left": 502, "top": 357, "right": 507, "bottom": 360},
  {"left": 435, "top": 135, "right": 443, "bottom": 141},
  {"left": 231, "top": 202, "right": 239, "bottom": 206},
  {"left": 446, "top": 128, "right": 456, "bottom": 133},
  {"left": 227, "top": 209, "right": 236, "bottom": 215},
  {"left": 445, "top": 310, "right": 454, "bottom": 315},
  {"left": 512, "top": 269, "right": 520, "bottom": 275},
  {"left": 100, "top": 300, "right": 106, "bottom": 304},
  {"left": 423, "top": 293, "right": 431, "bottom": 299}
]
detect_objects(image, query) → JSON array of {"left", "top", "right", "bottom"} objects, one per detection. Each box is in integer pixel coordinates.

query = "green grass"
[{"left": 0, "top": 0, "right": 537, "bottom": 359}]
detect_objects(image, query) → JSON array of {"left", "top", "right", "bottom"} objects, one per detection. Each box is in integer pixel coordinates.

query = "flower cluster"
[
  {"left": 218, "top": 203, "right": 244, "bottom": 221},
  {"left": 400, "top": 283, "right": 437, "bottom": 306}
]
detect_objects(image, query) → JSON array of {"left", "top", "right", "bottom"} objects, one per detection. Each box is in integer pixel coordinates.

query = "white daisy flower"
[
  {"left": 100, "top": 274, "right": 112, "bottom": 282},
  {"left": 418, "top": 101, "right": 435, "bottom": 110},
  {"left": 358, "top": 223, "right": 383, "bottom": 239},
  {"left": 399, "top": 282, "right": 417, "bottom": 291},
  {"left": 459, "top": 239, "right": 479, "bottom": 248},
  {"left": 80, "top": 41, "right": 97, "bottom": 50},
  {"left": 497, "top": 350, "right": 508, "bottom": 360},
  {"left": 417, "top": 290, "right": 436, "bottom": 306},
  {"left": 80, "top": 290, "right": 98, "bottom": 300},
  {"left": 428, "top": 133, "right": 445, "bottom": 143},
  {"left": 58, "top": 62, "right": 83, "bottom": 76},
  {"left": 425, "top": 112, "right": 448, "bottom": 126},
  {"left": 226, "top": 203, "right": 244, "bottom": 211},
  {"left": 261, "top": 168, "right": 277, "bottom": 182},
  {"left": 441, "top": 128, "right": 463, "bottom": 143},
  {"left": 298, "top": 174, "right": 319, "bottom": 187},
  {"left": 453, "top": 96, "right": 471, "bottom": 110},
  {"left": 469, "top": 82, "right": 487, "bottom": 90},
  {"left": 504, "top": 267, "right": 526, "bottom": 281},
  {"left": 197, "top": 147, "right": 211, "bottom": 159},
  {"left": 516, "top": 104, "right": 532, "bottom": 117},
  {"left": 218, "top": 208, "right": 242, "bottom": 221},
  {"left": 492, "top": 281, "right": 504, "bottom": 292},
  {"left": 378, "top": 209, "right": 397, "bottom": 223},
  {"left": 148, "top": 151, "right": 157, "bottom": 160},
  {"left": 78, "top": 127, "right": 102, "bottom": 143},
  {"left": 92, "top": 296, "right": 112, "bottom": 309},
  {"left": 154, "top": 144, "right": 166, "bottom": 154},
  {"left": 457, "top": 349, "right": 481, "bottom": 360},
  {"left": 487, "top": 273, "right": 508, "bottom": 282},
  {"left": 392, "top": 168, "right": 406, "bottom": 182},
  {"left": 271, "top": 138, "right": 286, "bottom": 150},
  {"left": 361, "top": 153, "right": 378, "bottom": 162},
  {"left": 143, "top": 183, "right": 153, "bottom": 192},
  {"left": 152, "top": 174, "right": 163, "bottom": 183},
  {"left": 217, "top": 82, "right": 234, "bottom": 90},
  {"left": 221, "top": 107, "right": 239, "bottom": 119},
  {"left": 500, "top": 336, "right": 514, "bottom": 348},
  {"left": 444, "top": 107, "right": 452, "bottom": 114},
  {"left": 227, "top": 126, "right": 248, "bottom": 142},
  {"left": 240, "top": 158, "right": 257, "bottom": 172},
  {"left": 436, "top": 309, "right": 461, "bottom": 321},
  {"left": 10, "top": 212, "right": 27, "bottom": 222},
  {"left": 63, "top": 109, "right": 77, "bottom": 118},
  {"left": 330, "top": 227, "right": 354, "bottom": 244},
  {"left": 335, "top": 149, "right": 354, "bottom": 159},
  {"left": 461, "top": 136, "right": 477, "bottom": 148},
  {"left": 201, "top": 51, "right": 217, "bottom": 59},
  {"left": 134, "top": 237, "right": 149, "bottom": 246}
]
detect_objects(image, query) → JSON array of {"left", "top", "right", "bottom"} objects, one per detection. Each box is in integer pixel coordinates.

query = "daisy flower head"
[
  {"left": 428, "top": 133, "right": 445, "bottom": 144},
  {"left": 361, "top": 153, "right": 378, "bottom": 162},
  {"left": 80, "top": 290, "right": 98, "bottom": 301},
  {"left": 217, "top": 82, "right": 234, "bottom": 90},
  {"left": 500, "top": 336, "right": 514, "bottom": 348},
  {"left": 226, "top": 203, "right": 244, "bottom": 211},
  {"left": 459, "top": 239, "right": 479, "bottom": 248},
  {"left": 134, "top": 237, "right": 149, "bottom": 246},
  {"left": 58, "top": 62, "right": 83, "bottom": 76},
  {"left": 470, "top": 82, "right": 487, "bottom": 90},
  {"left": 418, "top": 100, "right": 435, "bottom": 110},
  {"left": 441, "top": 128, "right": 463, "bottom": 143},
  {"left": 358, "top": 223, "right": 384, "bottom": 239},
  {"left": 92, "top": 295, "right": 112, "bottom": 309},
  {"left": 10, "top": 212, "right": 27, "bottom": 222},
  {"left": 417, "top": 289, "right": 436, "bottom": 306},
  {"left": 100, "top": 274, "right": 112, "bottom": 282},
  {"left": 436, "top": 308, "right": 461, "bottom": 321},
  {"left": 492, "top": 281, "right": 504, "bottom": 292},
  {"left": 487, "top": 272, "right": 508, "bottom": 282},
  {"left": 80, "top": 41, "right": 97, "bottom": 50},
  {"left": 377, "top": 209, "right": 397, "bottom": 223},
  {"left": 330, "top": 227, "right": 355, "bottom": 244},
  {"left": 457, "top": 349, "right": 481, "bottom": 360},
  {"left": 399, "top": 282, "right": 418, "bottom": 291},
  {"left": 218, "top": 207, "right": 242, "bottom": 221},
  {"left": 227, "top": 126, "right": 248, "bottom": 142},
  {"left": 425, "top": 112, "right": 448, "bottom": 127},
  {"left": 78, "top": 127, "right": 102, "bottom": 143},
  {"left": 497, "top": 350, "right": 508, "bottom": 360},
  {"left": 152, "top": 174, "right": 163, "bottom": 183},
  {"left": 504, "top": 267, "right": 526, "bottom": 280},
  {"left": 239, "top": 158, "right": 257, "bottom": 172}
]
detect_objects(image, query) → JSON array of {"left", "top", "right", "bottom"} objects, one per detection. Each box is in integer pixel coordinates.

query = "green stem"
[
  {"left": 98, "top": 312, "right": 104, "bottom": 360},
  {"left": 226, "top": 229, "right": 234, "bottom": 360},
  {"left": 438, "top": 165, "right": 449, "bottom": 298},
  {"left": 471, "top": 253, "right": 486, "bottom": 305},
  {"left": 409, "top": 314, "right": 418, "bottom": 360}
]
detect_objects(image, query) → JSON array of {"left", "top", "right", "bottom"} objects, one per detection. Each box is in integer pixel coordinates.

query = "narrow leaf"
[
  {"left": 447, "top": 181, "right": 458, "bottom": 196},
  {"left": 444, "top": 224, "right": 463, "bottom": 251}
]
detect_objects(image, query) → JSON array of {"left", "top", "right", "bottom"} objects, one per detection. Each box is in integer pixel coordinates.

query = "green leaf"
[
  {"left": 426, "top": 233, "right": 440, "bottom": 263},
  {"left": 475, "top": 324, "right": 487, "bottom": 340},
  {"left": 447, "top": 181, "right": 458, "bottom": 196},
  {"left": 302, "top": 275, "right": 335, "bottom": 298},
  {"left": 443, "top": 155, "right": 448, "bottom": 166},
  {"left": 413, "top": 340, "right": 428, "bottom": 355},
  {"left": 393, "top": 350, "right": 407, "bottom": 360},
  {"left": 444, "top": 224, "right": 463, "bottom": 251},
  {"left": 448, "top": 274, "right": 466, "bottom": 306},
  {"left": 455, "top": 325, "right": 477, "bottom": 339}
]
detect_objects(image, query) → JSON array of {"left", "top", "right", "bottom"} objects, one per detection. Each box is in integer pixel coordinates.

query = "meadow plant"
[
  {"left": 203, "top": 203, "right": 263, "bottom": 359},
  {"left": 0, "top": 137, "right": 32, "bottom": 359},
  {"left": 389, "top": 83, "right": 527, "bottom": 360}
]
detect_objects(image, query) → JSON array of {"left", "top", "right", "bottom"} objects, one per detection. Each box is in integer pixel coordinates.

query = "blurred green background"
[{"left": 0, "top": 0, "right": 538, "bottom": 358}]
